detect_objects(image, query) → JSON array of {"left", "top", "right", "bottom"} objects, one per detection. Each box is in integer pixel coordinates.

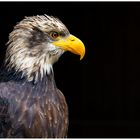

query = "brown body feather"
[{"left": 0, "top": 71, "right": 68, "bottom": 138}]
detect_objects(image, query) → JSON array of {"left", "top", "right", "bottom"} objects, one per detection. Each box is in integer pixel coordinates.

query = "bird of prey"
[{"left": 0, "top": 15, "right": 85, "bottom": 138}]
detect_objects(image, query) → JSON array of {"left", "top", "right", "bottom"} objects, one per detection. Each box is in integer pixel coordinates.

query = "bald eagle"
[{"left": 0, "top": 15, "right": 85, "bottom": 138}]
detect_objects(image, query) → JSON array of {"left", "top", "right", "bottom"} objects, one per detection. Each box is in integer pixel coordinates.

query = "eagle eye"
[{"left": 50, "top": 31, "right": 59, "bottom": 39}]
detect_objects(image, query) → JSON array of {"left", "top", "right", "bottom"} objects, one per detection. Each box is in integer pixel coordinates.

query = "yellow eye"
[{"left": 50, "top": 32, "right": 59, "bottom": 39}]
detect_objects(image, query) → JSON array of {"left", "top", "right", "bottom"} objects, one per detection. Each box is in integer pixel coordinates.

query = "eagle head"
[{"left": 5, "top": 15, "right": 85, "bottom": 82}]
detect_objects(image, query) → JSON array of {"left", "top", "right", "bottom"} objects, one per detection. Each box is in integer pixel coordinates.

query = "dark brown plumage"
[
  {"left": 0, "top": 15, "right": 85, "bottom": 138},
  {"left": 0, "top": 72, "right": 68, "bottom": 137}
]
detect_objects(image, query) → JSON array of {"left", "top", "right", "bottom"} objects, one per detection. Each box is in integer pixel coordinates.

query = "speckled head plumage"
[{"left": 5, "top": 15, "right": 85, "bottom": 83}]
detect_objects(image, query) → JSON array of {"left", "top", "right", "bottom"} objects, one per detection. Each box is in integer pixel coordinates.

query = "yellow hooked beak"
[{"left": 52, "top": 35, "right": 85, "bottom": 60}]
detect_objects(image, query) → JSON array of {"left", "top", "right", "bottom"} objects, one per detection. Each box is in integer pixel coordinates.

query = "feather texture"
[{"left": 0, "top": 71, "right": 68, "bottom": 138}]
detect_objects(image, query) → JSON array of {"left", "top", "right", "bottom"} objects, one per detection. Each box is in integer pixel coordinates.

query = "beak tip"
[
  {"left": 80, "top": 56, "right": 83, "bottom": 60},
  {"left": 80, "top": 48, "right": 86, "bottom": 60},
  {"left": 80, "top": 53, "right": 85, "bottom": 60}
]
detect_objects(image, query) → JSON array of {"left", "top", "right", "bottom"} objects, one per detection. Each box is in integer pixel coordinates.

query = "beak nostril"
[{"left": 71, "top": 39, "right": 75, "bottom": 41}]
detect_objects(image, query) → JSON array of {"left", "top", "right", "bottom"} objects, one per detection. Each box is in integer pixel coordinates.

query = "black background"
[{"left": 0, "top": 1, "right": 140, "bottom": 138}]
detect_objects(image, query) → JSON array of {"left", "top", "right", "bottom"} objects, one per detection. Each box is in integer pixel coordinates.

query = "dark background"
[{"left": 0, "top": 1, "right": 140, "bottom": 138}]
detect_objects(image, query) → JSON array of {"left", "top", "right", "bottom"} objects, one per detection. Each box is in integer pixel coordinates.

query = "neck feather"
[
  {"left": 4, "top": 53, "right": 54, "bottom": 83},
  {"left": 1, "top": 61, "right": 54, "bottom": 85}
]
